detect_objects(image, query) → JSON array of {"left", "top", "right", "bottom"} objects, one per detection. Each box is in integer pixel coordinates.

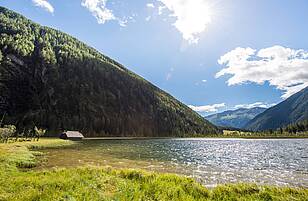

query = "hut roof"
[{"left": 64, "top": 131, "right": 84, "bottom": 138}]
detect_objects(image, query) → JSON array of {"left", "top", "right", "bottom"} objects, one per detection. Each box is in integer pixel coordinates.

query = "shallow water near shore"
[{"left": 38, "top": 138, "right": 308, "bottom": 188}]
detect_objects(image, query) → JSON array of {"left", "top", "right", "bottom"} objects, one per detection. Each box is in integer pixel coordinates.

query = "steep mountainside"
[
  {"left": 0, "top": 7, "right": 220, "bottom": 137},
  {"left": 205, "top": 107, "right": 266, "bottom": 129},
  {"left": 246, "top": 87, "right": 308, "bottom": 131}
]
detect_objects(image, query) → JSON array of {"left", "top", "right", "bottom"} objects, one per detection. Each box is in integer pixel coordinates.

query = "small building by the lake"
[{"left": 59, "top": 131, "right": 84, "bottom": 140}]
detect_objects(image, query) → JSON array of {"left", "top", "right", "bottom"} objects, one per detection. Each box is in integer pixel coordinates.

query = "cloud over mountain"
[
  {"left": 32, "top": 0, "right": 54, "bottom": 13},
  {"left": 216, "top": 46, "right": 308, "bottom": 98},
  {"left": 234, "top": 102, "right": 276, "bottom": 109},
  {"left": 189, "top": 103, "right": 226, "bottom": 113},
  {"left": 81, "top": 0, "right": 129, "bottom": 26}
]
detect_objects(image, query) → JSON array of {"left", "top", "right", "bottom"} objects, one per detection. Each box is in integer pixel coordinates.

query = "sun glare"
[{"left": 160, "top": 0, "right": 215, "bottom": 44}]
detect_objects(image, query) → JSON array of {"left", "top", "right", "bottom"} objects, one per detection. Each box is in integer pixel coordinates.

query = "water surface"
[{"left": 39, "top": 138, "right": 308, "bottom": 188}]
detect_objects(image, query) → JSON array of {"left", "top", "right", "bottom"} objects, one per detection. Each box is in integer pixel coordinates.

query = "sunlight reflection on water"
[{"left": 39, "top": 138, "right": 308, "bottom": 188}]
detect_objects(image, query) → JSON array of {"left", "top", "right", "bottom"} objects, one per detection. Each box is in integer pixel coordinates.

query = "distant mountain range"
[
  {"left": 206, "top": 86, "right": 308, "bottom": 131},
  {"left": 0, "top": 7, "right": 220, "bottom": 137},
  {"left": 205, "top": 107, "right": 266, "bottom": 129},
  {"left": 246, "top": 86, "right": 308, "bottom": 131}
]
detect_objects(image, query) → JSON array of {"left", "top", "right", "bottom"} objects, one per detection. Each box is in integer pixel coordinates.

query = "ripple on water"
[{"left": 39, "top": 138, "right": 308, "bottom": 188}]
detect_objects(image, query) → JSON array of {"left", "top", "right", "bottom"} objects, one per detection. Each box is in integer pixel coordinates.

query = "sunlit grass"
[{"left": 0, "top": 139, "right": 74, "bottom": 169}]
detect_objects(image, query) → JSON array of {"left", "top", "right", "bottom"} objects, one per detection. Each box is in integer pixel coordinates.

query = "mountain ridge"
[
  {"left": 245, "top": 86, "right": 308, "bottom": 131},
  {"left": 205, "top": 107, "right": 266, "bottom": 129},
  {"left": 0, "top": 6, "right": 220, "bottom": 137}
]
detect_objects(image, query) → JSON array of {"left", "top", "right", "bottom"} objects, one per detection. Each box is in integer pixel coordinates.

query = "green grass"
[
  {"left": 0, "top": 139, "right": 75, "bottom": 169},
  {"left": 0, "top": 139, "right": 307, "bottom": 201},
  {"left": 219, "top": 130, "right": 308, "bottom": 139}
]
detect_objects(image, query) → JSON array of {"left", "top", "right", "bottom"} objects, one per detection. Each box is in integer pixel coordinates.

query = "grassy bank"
[
  {"left": 0, "top": 139, "right": 307, "bottom": 201},
  {"left": 0, "top": 139, "right": 75, "bottom": 170},
  {"left": 220, "top": 130, "right": 308, "bottom": 139}
]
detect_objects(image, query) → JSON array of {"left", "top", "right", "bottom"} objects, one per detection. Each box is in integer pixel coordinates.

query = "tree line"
[
  {"left": 256, "top": 120, "right": 308, "bottom": 136},
  {"left": 279, "top": 120, "right": 308, "bottom": 134}
]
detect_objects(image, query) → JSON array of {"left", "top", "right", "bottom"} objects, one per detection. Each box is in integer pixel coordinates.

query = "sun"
[{"left": 160, "top": 0, "right": 215, "bottom": 44}]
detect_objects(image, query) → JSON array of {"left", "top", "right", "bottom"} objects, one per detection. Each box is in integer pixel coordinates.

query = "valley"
[{"left": 0, "top": 3, "right": 307, "bottom": 201}]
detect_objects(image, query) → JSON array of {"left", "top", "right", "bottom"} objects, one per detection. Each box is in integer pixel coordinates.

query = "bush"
[
  {"left": 34, "top": 126, "right": 46, "bottom": 141},
  {"left": 0, "top": 125, "right": 16, "bottom": 143}
]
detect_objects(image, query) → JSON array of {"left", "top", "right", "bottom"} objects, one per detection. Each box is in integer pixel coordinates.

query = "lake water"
[{"left": 39, "top": 138, "right": 308, "bottom": 188}]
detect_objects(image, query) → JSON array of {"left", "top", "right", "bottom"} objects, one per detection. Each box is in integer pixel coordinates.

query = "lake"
[{"left": 39, "top": 138, "right": 308, "bottom": 188}]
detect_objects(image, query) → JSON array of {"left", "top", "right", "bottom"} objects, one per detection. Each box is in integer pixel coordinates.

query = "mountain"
[
  {"left": 205, "top": 107, "right": 266, "bottom": 129},
  {"left": 246, "top": 87, "right": 308, "bottom": 131},
  {"left": 0, "top": 7, "right": 220, "bottom": 137}
]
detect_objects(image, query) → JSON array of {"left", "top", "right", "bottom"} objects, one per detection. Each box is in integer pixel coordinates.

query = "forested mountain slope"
[
  {"left": 0, "top": 7, "right": 220, "bottom": 137},
  {"left": 205, "top": 107, "right": 266, "bottom": 129},
  {"left": 246, "top": 87, "right": 308, "bottom": 131}
]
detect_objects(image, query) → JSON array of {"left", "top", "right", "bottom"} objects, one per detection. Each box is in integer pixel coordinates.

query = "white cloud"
[
  {"left": 118, "top": 17, "right": 128, "bottom": 27},
  {"left": 166, "top": 73, "right": 172, "bottom": 81},
  {"left": 81, "top": 0, "right": 130, "bottom": 26},
  {"left": 216, "top": 46, "right": 308, "bottom": 98},
  {"left": 190, "top": 102, "right": 276, "bottom": 114},
  {"left": 166, "top": 67, "right": 174, "bottom": 81},
  {"left": 32, "top": 0, "right": 54, "bottom": 13},
  {"left": 195, "top": 79, "right": 207, "bottom": 85},
  {"left": 234, "top": 102, "right": 276, "bottom": 109},
  {"left": 145, "top": 16, "right": 152, "bottom": 21},
  {"left": 81, "top": 0, "right": 115, "bottom": 24},
  {"left": 189, "top": 103, "right": 226, "bottom": 113},
  {"left": 158, "top": 5, "right": 165, "bottom": 15},
  {"left": 147, "top": 3, "right": 155, "bottom": 8},
  {"left": 158, "top": 0, "right": 213, "bottom": 44}
]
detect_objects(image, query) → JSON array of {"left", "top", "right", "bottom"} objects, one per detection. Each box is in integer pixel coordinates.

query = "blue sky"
[{"left": 1, "top": 0, "right": 308, "bottom": 115}]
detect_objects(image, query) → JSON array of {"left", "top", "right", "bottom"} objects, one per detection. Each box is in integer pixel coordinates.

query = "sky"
[{"left": 1, "top": 0, "right": 308, "bottom": 115}]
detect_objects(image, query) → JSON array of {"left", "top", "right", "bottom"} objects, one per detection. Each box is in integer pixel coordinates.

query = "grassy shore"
[
  {"left": 220, "top": 130, "right": 308, "bottom": 139},
  {"left": 84, "top": 135, "right": 308, "bottom": 140},
  {"left": 0, "top": 139, "right": 307, "bottom": 201}
]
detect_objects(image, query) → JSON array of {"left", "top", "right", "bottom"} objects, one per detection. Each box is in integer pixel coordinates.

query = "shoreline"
[{"left": 83, "top": 136, "right": 308, "bottom": 140}]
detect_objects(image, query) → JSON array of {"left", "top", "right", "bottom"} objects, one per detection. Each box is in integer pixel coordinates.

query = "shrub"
[
  {"left": 0, "top": 125, "right": 16, "bottom": 143},
  {"left": 34, "top": 126, "right": 46, "bottom": 141}
]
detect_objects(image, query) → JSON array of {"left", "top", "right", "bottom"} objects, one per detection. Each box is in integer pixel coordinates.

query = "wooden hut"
[{"left": 59, "top": 131, "right": 84, "bottom": 140}]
